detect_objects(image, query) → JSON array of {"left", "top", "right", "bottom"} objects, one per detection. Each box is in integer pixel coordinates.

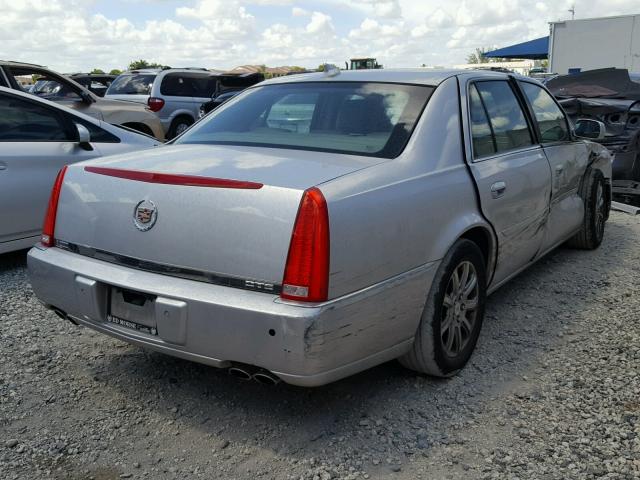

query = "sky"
[{"left": 2, "top": 0, "right": 639, "bottom": 72}]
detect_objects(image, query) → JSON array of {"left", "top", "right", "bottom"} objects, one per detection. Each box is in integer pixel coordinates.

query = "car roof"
[
  {"left": 261, "top": 68, "right": 514, "bottom": 87},
  {"left": 0, "top": 85, "right": 102, "bottom": 126},
  {"left": 0, "top": 60, "right": 46, "bottom": 67}
]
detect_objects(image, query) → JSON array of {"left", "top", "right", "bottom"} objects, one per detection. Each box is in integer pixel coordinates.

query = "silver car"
[
  {"left": 0, "top": 87, "right": 159, "bottom": 254},
  {"left": 105, "top": 68, "right": 218, "bottom": 139},
  {"left": 28, "top": 70, "right": 612, "bottom": 386}
]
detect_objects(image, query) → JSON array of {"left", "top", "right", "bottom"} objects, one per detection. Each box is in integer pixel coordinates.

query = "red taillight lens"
[
  {"left": 41, "top": 166, "right": 68, "bottom": 247},
  {"left": 281, "top": 187, "right": 330, "bottom": 302},
  {"left": 148, "top": 97, "right": 165, "bottom": 112}
]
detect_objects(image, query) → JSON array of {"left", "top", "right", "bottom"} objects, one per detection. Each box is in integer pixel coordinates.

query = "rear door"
[
  {"left": 463, "top": 79, "right": 552, "bottom": 285},
  {"left": 518, "top": 80, "right": 587, "bottom": 251},
  {"left": 0, "top": 92, "right": 99, "bottom": 244}
]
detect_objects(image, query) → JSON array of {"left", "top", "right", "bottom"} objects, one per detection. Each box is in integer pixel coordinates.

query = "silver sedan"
[
  {"left": 27, "top": 70, "right": 611, "bottom": 386},
  {"left": 0, "top": 87, "right": 160, "bottom": 254}
]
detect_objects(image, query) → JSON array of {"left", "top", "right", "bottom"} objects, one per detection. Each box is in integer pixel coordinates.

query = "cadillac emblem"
[{"left": 133, "top": 200, "right": 157, "bottom": 231}]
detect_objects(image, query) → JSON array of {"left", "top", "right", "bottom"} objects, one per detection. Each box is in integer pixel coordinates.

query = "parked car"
[
  {"left": 0, "top": 86, "right": 160, "bottom": 254},
  {"left": 199, "top": 72, "right": 264, "bottom": 117},
  {"left": 0, "top": 60, "right": 164, "bottom": 140},
  {"left": 28, "top": 69, "right": 611, "bottom": 387},
  {"left": 547, "top": 68, "right": 640, "bottom": 205},
  {"left": 67, "top": 73, "right": 117, "bottom": 97},
  {"left": 105, "top": 68, "right": 218, "bottom": 139}
]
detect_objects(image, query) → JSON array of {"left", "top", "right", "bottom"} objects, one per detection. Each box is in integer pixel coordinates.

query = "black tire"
[
  {"left": 167, "top": 116, "right": 194, "bottom": 139},
  {"left": 399, "top": 239, "right": 487, "bottom": 377},
  {"left": 566, "top": 169, "right": 607, "bottom": 250}
]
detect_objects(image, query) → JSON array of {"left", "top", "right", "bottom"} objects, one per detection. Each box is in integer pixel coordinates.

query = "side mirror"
[
  {"left": 79, "top": 90, "right": 94, "bottom": 104},
  {"left": 574, "top": 119, "right": 606, "bottom": 141},
  {"left": 75, "top": 124, "right": 93, "bottom": 151}
]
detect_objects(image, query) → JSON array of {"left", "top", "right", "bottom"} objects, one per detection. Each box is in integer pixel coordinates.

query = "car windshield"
[
  {"left": 106, "top": 74, "right": 155, "bottom": 95},
  {"left": 176, "top": 82, "right": 433, "bottom": 158}
]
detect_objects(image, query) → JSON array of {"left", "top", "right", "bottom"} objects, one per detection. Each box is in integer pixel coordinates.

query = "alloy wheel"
[{"left": 441, "top": 260, "right": 480, "bottom": 357}]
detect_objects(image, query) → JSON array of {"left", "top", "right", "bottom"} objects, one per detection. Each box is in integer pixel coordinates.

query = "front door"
[
  {"left": 0, "top": 92, "right": 98, "bottom": 246},
  {"left": 519, "top": 81, "right": 588, "bottom": 251},
  {"left": 464, "top": 79, "right": 552, "bottom": 286}
]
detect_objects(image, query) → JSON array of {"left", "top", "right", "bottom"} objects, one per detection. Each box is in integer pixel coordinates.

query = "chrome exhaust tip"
[
  {"left": 228, "top": 367, "right": 253, "bottom": 381},
  {"left": 252, "top": 371, "right": 281, "bottom": 385}
]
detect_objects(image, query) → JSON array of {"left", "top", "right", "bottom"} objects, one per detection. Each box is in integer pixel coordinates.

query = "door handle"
[
  {"left": 490, "top": 181, "right": 507, "bottom": 199},
  {"left": 0, "top": 163, "right": 7, "bottom": 171},
  {"left": 555, "top": 165, "right": 564, "bottom": 175}
]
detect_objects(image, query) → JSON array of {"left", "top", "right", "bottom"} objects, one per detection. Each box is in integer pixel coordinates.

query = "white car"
[{"left": 0, "top": 86, "right": 160, "bottom": 254}]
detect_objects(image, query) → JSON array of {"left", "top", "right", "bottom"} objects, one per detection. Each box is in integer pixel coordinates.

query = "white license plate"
[{"left": 106, "top": 313, "right": 158, "bottom": 336}]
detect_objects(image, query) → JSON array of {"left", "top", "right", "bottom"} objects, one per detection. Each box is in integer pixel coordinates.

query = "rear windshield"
[
  {"left": 176, "top": 82, "right": 433, "bottom": 158},
  {"left": 106, "top": 74, "right": 156, "bottom": 95}
]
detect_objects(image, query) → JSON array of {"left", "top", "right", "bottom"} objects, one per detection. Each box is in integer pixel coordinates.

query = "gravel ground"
[{"left": 1, "top": 211, "right": 639, "bottom": 480}]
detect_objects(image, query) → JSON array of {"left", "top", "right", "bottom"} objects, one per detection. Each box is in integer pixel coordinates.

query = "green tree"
[
  {"left": 128, "top": 59, "right": 168, "bottom": 70},
  {"left": 109, "top": 69, "right": 123, "bottom": 75},
  {"left": 466, "top": 47, "right": 489, "bottom": 64},
  {"left": 90, "top": 68, "right": 105, "bottom": 74}
]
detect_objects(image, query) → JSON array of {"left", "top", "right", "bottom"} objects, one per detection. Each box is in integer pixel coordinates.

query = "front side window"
[
  {"left": 520, "top": 82, "right": 570, "bottom": 143},
  {"left": 74, "top": 118, "right": 120, "bottom": 143},
  {"left": 0, "top": 94, "right": 69, "bottom": 141},
  {"left": 106, "top": 74, "right": 155, "bottom": 95},
  {"left": 176, "top": 82, "right": 433, "bottom": 159},
  {"left": 474, "top": 81, "right": 533, "bottom": 153},
  {"left": 190, "top": 75, "right": 218, "bottom": 98}
]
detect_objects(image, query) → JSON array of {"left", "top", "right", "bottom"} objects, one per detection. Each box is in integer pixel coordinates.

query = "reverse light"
[
  {"left": 41, "top": 166, "right": 68, "bottom": 247},
  {"left": 281, "top": 188, "right": 330, "bottom": 303},
  {"left": 148, "top": 97, "right": 165, "bottom": 112}
]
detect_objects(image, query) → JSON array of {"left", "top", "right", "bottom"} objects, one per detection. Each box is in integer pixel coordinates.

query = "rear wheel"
[
  {"left": 566, "top": 169, "right": 607, "bottom": 250},
  {"left": 168, "top": 116, "right": 194, "bottom": 139},
  {"left": 400, "top": 239, "right": 487, "bottom": 377}
]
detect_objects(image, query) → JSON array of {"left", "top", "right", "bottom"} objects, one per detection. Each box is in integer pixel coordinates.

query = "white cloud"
[
  {"left": 305, "top": 11, "right": 335, "bottom": 35},
  {"left": 2, "top": 0, "right": 640, "bottom": 72}
]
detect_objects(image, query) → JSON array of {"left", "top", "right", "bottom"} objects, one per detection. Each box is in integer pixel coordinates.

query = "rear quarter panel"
[{"left": 321, "top": 76, "right": 492, "bottom": 299}]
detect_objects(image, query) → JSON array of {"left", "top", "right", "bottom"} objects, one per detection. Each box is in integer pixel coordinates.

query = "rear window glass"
[
  {"left": 106, "top": 74, "right": 155, "bottom": 95},
  {"left": 176, "top": 82, "right": 433, "bottom": 159}
]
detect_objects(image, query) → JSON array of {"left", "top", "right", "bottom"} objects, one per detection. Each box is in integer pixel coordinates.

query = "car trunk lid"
[{"left": 54, "top": 144, "right": 379, "bottom": 286}]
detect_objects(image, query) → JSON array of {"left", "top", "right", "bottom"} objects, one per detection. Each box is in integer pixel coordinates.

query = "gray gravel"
[{"left": 1, "top": 211, "right": 639, "bottom": 480}]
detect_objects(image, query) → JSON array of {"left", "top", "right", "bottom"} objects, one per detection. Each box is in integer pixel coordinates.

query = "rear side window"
[
  {"left": 469, "top": 85, "right": 495, "bottom": 158},
  {"left": 0, "top": 94, "right": 70, "bottom": 141},
  {"left": 474, "top": 81, "right": 533, "bottom": 153},
  {"left": 106, "top": 74, "right": 155, "bottom": 95},
  {"left": 161, "top": 73, "right": 193, "bottom": 97},
  {"left": 176, "top": 82, "right": 434, "bottom": 159},
  {"left": 190, "top": 75, "right": 218, "bottom": 98},
  {"left": 520, "top": 82, "right": 570, "bottom": 143}
]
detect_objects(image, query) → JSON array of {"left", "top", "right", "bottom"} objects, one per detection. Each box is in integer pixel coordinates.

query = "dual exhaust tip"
[
  {"left": 228, "top": 366, "right": 281, "bottom": 385},
  {"left": 50, "top": 306, "right": 280, "bottom": 385}
]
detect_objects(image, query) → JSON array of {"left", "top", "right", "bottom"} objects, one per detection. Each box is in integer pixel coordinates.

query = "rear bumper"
[{"left": 27, "top": 246, "right": 436, "bottom": 386}]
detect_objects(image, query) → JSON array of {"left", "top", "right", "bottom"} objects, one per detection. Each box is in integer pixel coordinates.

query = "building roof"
[{"left": 485, "top": 36, "right": 549, "bottom": 60}]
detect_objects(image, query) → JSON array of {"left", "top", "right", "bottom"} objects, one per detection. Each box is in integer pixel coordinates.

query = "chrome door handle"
[
  {"left": 490, "top": 181, "right": 507, "bottom": 198},
  {"left": 0, "top": 162, "right": 6, "bottom": 171}
]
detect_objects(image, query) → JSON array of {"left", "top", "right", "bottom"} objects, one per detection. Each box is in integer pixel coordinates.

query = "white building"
[{"left": 549, "top": 14, "right": 640, "bottom": 74}]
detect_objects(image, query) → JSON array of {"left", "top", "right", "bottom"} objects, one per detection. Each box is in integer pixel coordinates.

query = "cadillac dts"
[{"left": 28, "top": 69, "right": 612, "bottom": 386}]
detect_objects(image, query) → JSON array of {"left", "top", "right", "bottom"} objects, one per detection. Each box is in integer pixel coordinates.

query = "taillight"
[
  {"left": 41, "top": 166, "right": 68, "bottom": 247},
  {"left": 148, "top": 97, "right": 165, "bottom": 112},
  {"left": 281, "top": 188, "right": 330, "bottom": 302}
]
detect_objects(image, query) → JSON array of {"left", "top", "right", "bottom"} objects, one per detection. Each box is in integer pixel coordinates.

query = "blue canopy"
[{"left": 485, "top": 36, "right": 549, "bottom": 60}]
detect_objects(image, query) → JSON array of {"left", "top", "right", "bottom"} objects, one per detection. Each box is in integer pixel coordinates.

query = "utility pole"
[{"left": 568, "top": 4, "right": 575, "bottom": 20}]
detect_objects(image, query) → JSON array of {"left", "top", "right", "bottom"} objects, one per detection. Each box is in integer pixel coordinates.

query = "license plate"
[{"left": 106, "top": 313, "right": 158, "bottom": 336}]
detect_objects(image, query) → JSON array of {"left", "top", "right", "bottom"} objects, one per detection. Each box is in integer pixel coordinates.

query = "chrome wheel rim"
[
  {"left": 441, "top": 261, "right": 479, "bottom": 357},
  {"left": 595, "top": 181, "right": 605, "bottom": 240}
]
